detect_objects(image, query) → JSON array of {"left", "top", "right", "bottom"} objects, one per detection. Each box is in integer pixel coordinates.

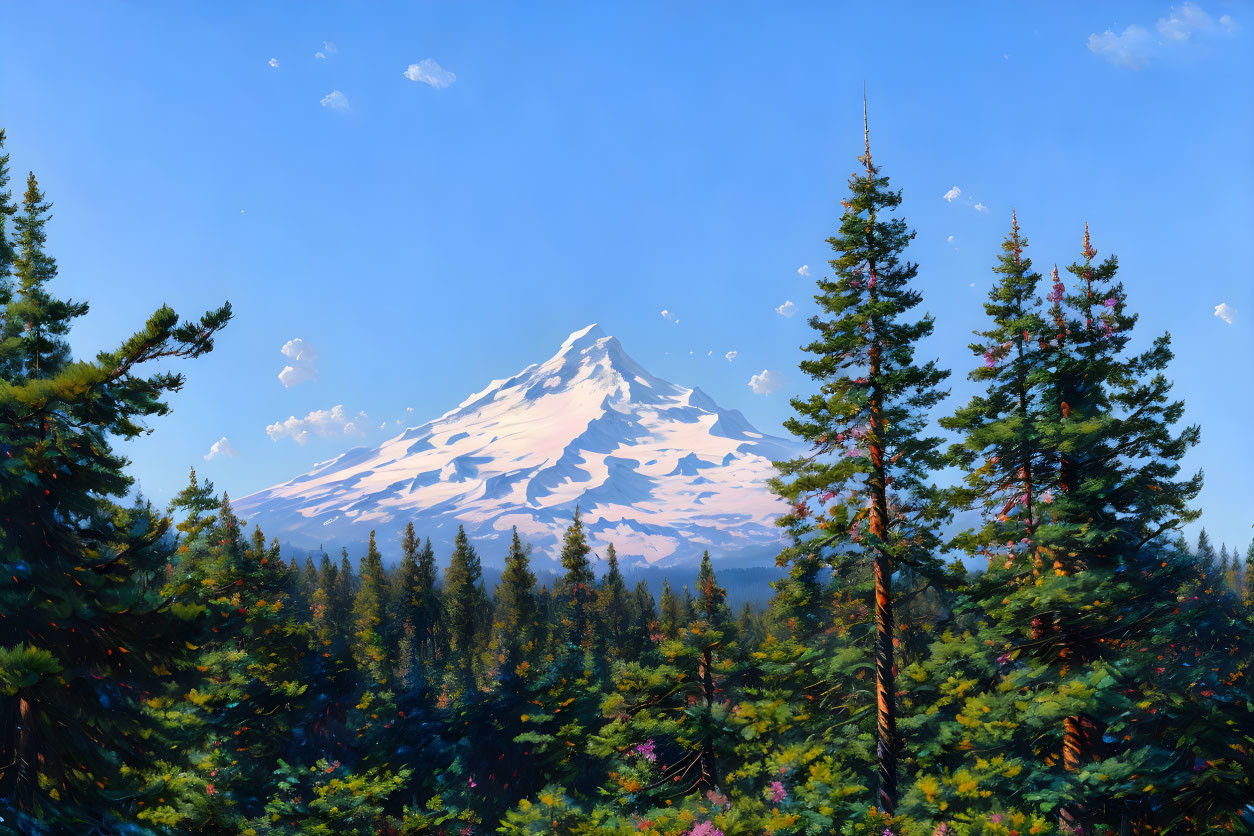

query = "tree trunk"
[
  {"left": 868, "top": 346, "right": 897, "bottom": 814},
  {"left": 699, "top": 647, "right": 718, "bottom": 790}
]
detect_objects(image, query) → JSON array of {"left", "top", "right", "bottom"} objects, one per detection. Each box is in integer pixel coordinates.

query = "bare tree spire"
[{"left": 861, "top": 83, "right": 873, "bottom": 177}]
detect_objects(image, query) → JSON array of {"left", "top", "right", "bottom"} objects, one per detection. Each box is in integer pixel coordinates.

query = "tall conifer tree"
[
  {"left": 772, "top": 96, "right": 949, "bottom": 813},
  {"left": 0, "top": 159, "right": 229, "bottom": 824},
  {"left": 443, "top": 525, "right": 487, "bottom": 687},
  {"left": 554, "top": 508, "right": 597, "bottom": 650}
]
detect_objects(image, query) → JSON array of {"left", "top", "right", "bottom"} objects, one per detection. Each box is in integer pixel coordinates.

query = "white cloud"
[
  {"left": 748, "top": 369, "right": 784, "bottom": 395},
  {"left": 797, "top": 264, "right": 810, "bottom": 276},
  {"left": 660, "top": 309, "right": 678, "bottom": 322},
  {"left": 1158, "top": 2, "right": 1213, "bottom": 40},
  {"left": 943, "top": 186, "right": 962, "bottom": 202},
  {"left": 725, "top": 350, "right": 738, "bottom": 362},
  {"left": 277, "top": 338, "right": 318, "bottom": 387},
  {"left": 268, "top": 58, "right": 280, "bottom": 68},
  {"left": 1090, "top": 5, "right": 1236, "bottom": 70},
  {"left": 266, "top": 405, "right": 368, "bottom": 445},
  {"left": 320, "top": 90, "right": 349, "bottom": 110},
  {"left": 1087, "top": 24, "right": 1154, "bottom": 69},
  {"left": 405, "top": 406, "right": 414, "bottom": 412},
  {"left": 322, "top": 41, "right": 338, "bottom": 53},
  {"left": 707, "top": 350, "right": 712, "bottom": 356},
  {"left": 204, "top": 436, "right": 240, "bottom": 461},
  {"left": 974, "top": 202, "right": 989, "bottom": 214},
  {"left": 403, "top": 59, "right": 456, "bottom": 88},
  {"left": 775, "top": 300, "right": 797, "bottom": 317},
  {"left": 380, "top": 421, "right": 388, "bottom": 430},
  {"left": 1214, "top": 302, "right": 1236, "bottom": 324},
  {"left": 315, "top": 51, "right": 326, "bottom": 59},
  {"left": 947, "top": 235, "right": 955, "bottom": 243}
]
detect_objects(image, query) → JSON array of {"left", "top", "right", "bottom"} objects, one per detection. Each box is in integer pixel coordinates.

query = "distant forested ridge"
[{"left": 1, "top": 123, "right": 1252, "bottom": 836}]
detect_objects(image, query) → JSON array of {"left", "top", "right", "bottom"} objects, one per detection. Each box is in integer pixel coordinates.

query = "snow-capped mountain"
[{"left": 235, "top": 325, "right": 804, "bottom": 566}]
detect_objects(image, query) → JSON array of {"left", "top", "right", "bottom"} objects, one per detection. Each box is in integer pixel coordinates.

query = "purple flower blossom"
[
  {"left": 769, "top": 780, "right": 787, "bottom": 803},
  {"left": 633, "top": 740, "right": 656, "bottom": 762},
  {"left": 990, "top": 813, "right": 1003, "bottom": 824},
  {"left": 690, "top": 823, "right": 724, "bottom": 836},
  {"left": 1104, "top": 297, "right": 1117, "bottom": 307}
]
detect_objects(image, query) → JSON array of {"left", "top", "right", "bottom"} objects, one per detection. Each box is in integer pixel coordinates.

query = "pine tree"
[
  {"left": 1196, "top": 527, "right": 1217, "bottom": 573},
  {"left": 142, "top": 496, "right": 311, "bottom": 829},
  {"left": 598, "top": 543, "right": 631, "bottom": 660},
  {"left": 0, "top": 130, "right": 16, "bottom": 296},
  {"left": 942, "top": 211, "right": 1052, "bottom": 576},
  {"left": 1245, "top": 541, "right": 1254, "bottom": 609},
  {"left": 494, "top": 527, "right": 539, "bottom": 672},
  {"left": 771, "top": 98, "right": 949, "bottom": 814},
  {"left": 626, "top": 577, "right": 656, "bottom": 657},
  {"left": 659, "top": 579, "right": 682, "bottom": 640},
  {"left": 0, "top": 160, "right": 230, "bottom": 824},
  {"left": 554, "top": 508, "right": 598, "bottom": 650},
  {"left": 689, "top": 551, "right": 733, "bottom": 789},
  {"left": 444, "top": 525, "right": 487, "bottom": 687},
  {"left": 352, "top": 531, "right": 389, "bottom": 683},
  {"left": 0, "top": 174, "right": 89, "bottom": 379}
]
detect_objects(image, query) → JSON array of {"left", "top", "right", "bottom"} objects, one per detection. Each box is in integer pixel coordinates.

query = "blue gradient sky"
[{"left": 2, "top": 2, "right": 1250, "bottom": 554}]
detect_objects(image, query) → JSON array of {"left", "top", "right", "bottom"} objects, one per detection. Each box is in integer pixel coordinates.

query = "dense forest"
[{"left": 1, "top": 122, "right": 1252, "bottom": 836}]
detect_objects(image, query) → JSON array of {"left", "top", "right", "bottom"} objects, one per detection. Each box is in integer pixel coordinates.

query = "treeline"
[{"left": 2, "top": 119, "right": 1253, "bottom": 836}]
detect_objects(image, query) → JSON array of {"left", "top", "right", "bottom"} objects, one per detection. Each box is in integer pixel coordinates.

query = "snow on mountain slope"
[{"left": 235, "top": 324, "right": 805, "bottom": 566}]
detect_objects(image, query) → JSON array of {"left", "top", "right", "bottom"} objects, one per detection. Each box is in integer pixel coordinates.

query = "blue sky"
[{"left": 2, "top": 2, "right": 1251, "bottom": 555}]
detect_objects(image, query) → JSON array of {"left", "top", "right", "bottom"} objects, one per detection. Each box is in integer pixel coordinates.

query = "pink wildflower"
[
  {"left": 1040, "top": 490, "right": 1054, "bottom": 504},
  {"left": 690, "top": 823, "right": 724, "bottom": 836},
  {"left": 634, "top": 740, "right": 657, "bottom": 762},
  {"left": 1104, "top": 297, "right": 1117, "bottom": 307},
  {"left": 990, "top": 813, "right": 1003, "bottom": 824},
  {"left": 769, "top": 780, "right": 787, "bottom": 803}
]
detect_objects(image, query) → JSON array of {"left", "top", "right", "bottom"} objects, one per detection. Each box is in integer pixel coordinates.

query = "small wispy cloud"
[
  {"left": 797, "top": 264, "right": 810, "bottom": 277},
  {"left": 725, "top": 350, "right": 738, "bottom": 362},
  {"left": 266, "top": 405, "right": 368, "bottom": 445},
  {"left": 1158, "top": 2, "right": 1214, "bottom": 39},
  {"left": 403, "top": 58, "right": 456, "bottom": 88},
  {"left": 974, "top": 202, "right": 989, "bottom": 214},
  {"left": 748, "top": 369, "right": 784, "bottom": 395},
  {"left": 204, "top": 437, "right": 240, "bottom": 461},
  {"left": 1214, "top": 302, "right": 1236, "bottom": 324},
  {"left": 320, "top": 90, "right": 349, "bottom": 111},
  {"left": 943, "top": 186, "right": 962, "bottom": 202},
  {"left": 267, "top": 58, "right": 280, "bottom": 69},
  {"left": 278, "top": 338, "right": 318, "bottom": 387},
  {"left": 406, "top": 406, "right": 414, "bottom": 413},
  {"left": 775, "top": 300, "right": 797, "bottom": 318},
  {"left": 947, "top": 235, "right": 955, "bottom": 243},
  {"left": 1089, "top": 4, "right": 1237, "bottom": 69},
  {"left": 315, "top": 51, "right": 326, "bottom": 59},
  {"left": 322, "top": 41, "right": 338, "bottom": 54},
  {"left": 1088, "top": 24, "right": 1155, "bottom": 69},
  {"left": 660, "top": 309, "right": 678, "bottom": 323}
]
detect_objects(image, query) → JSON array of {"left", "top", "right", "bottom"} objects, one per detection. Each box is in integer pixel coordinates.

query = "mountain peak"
[
  {"left": 560, "top": 323, "right": 607, "bottom": 353},
  {"left": 236, "top": 324, "right": 802, "bottom": 566}
]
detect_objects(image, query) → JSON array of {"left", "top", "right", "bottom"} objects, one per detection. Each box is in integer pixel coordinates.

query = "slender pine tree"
[
  {"left": 444, "top": 525, "right": 487, "bottom": 688},
  {"left": 771, "top": 97, "right": 949, "bottom": 814},
  {"left": 554, "top": 508, "right": 598, "bottom": 651}
]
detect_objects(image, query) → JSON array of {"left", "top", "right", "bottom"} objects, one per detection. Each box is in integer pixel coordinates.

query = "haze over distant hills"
[{"left": 236, "top": 324, "right": 805, "bottom": 567}]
